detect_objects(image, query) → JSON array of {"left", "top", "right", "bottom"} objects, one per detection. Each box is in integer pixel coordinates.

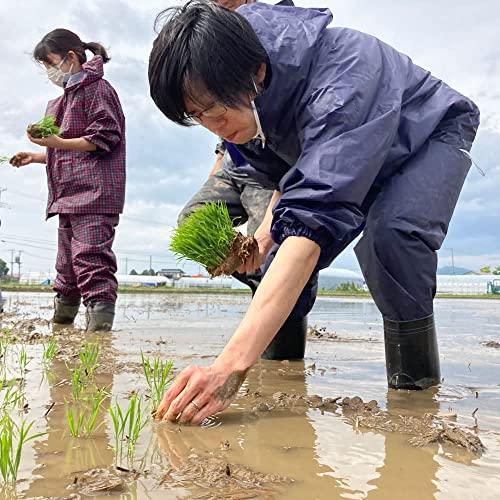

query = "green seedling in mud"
[
  {"left": 65, "top": 388, "right": 108, "bottom": 438},
  {"left": 170, "top": 201, "right": 258, "bottom": 277},
  {"left": 26, "top": 115, "right": 60, "bottom": 139},
  {"left": 69, "top": 366, "right": 85, "bottom": 401},
  {"left": 109, "top": 393, "right": 148, "bottom": 464},
  {"left": 65, "top": 404, "right": 85, "bottom": 439},
  {"left": 0, "top": 414, "right": 45, "bottom": 483},
  {"left": 42, "top": 338, "right": 58, "bottom": 365},
  {"left": 140, "top": 352, "right": 173, "bottom": 412},
  {"left": 0, "top": 381, "right": 23, "bottom": 414},
  {"left": 17, "top": 346, "right": 29, "bottom": 380},
  {"left": 78, "top": 342, "right": 100, "bottom": 377}
]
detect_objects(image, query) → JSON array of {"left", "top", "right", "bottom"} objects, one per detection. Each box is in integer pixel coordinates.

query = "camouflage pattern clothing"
[{"left": 179, "top": 155, "right": 273, "bottom": 235}]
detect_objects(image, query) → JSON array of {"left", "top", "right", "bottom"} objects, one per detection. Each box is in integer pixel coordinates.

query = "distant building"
[{"left": 156, "top": 268, "right": 185, "bottom": 280}]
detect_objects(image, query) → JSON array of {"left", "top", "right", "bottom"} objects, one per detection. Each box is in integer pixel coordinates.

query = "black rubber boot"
[
  {"left": 384, "top": 314, "right": 441, "bottom": 390},
  {"left": 261, "top": 316, "right": 308, "bottom": 360},
  {"left": 53, "top": 294, "right": 81, "bottom": 324},
  {"left": 85, "top": 301, "right": 115, "bottom": 332}
]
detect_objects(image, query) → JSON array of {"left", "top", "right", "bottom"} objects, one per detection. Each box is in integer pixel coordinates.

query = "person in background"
[
  {"left": 11, "top": 29, "right": 126, "bottom": 332},
  {"left": 177, "top": 0, "right": 309, "bottom": 361}
]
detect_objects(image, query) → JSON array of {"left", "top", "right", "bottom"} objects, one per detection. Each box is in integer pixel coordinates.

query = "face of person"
[
  {"left": 184, "top": 63, "right": 266, "bottom": 144},
  {"left": 184, "top": 94, "right": 258, "bottom": 144}
]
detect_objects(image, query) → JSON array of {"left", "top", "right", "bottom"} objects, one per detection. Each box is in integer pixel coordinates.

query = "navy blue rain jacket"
[{"left": 230, "top": 4, "right": 479, "bottom": 268}]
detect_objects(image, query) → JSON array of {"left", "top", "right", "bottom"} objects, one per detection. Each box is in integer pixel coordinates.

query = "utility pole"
[
  {"left": 443, "top": 247, "right": 455, "bottom": 275},
  {"left": 149, "top": 255, "right": 153, "bottom": 275},
  {"left": 125, "top": 257, "right": 128, "bottom": 275},
  {"left": 17, "top": 251, "right": 23, "bottom": 279},
  {"left": 9, "top": 249, "right": 15, "bottom": 279}
]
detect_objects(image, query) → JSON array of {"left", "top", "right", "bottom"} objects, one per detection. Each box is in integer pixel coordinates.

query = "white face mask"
[{"left": 46, "top": 57, "right": 74, "bottom": 88}]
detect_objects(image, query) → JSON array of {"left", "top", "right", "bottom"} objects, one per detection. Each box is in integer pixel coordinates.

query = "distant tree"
[
  {"left": 493, "top": 266, "right": 500, "bottom": 276},
  {"left": 334, "top": 282, "right": 364, "bottom": 294},
  {"left": 130, "top": 269, "right": 138, "bottom": 275},
  {"left": 141, "top": 269, "right": 156, "bottom": 276},
  {"left": 480, "top": 266, "right": 491, "bottom": 274},
  {"left": 0, "top": 258, "right": 9, "bottom": 276}
]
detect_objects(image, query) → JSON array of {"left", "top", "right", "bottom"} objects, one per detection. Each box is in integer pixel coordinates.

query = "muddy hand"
[
  {"left": 10, "top": 152, "right": 34, "bottom": 167},
  {"left": 155, "top": 362, "right": 248, "bottom": 425}
]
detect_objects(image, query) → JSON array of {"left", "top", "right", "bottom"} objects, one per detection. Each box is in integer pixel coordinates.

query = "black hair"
[
  {"left": 148, "top": 0, "right": 268, "bottom": 126},
  {"left": 33, "top": 28, "right": 110, "bottom": 65}
]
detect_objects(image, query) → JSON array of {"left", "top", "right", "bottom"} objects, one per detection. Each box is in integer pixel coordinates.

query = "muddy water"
[{"left": 1, "top": 292, "right": 499, "bottom": 499}]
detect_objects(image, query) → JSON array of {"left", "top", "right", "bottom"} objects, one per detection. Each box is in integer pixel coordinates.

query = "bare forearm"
[
  {"left": 217, "top": 236, "right": 320, "bottom": 370},
  {"left": 32, "top": 152, "right": 47, "bottom": 164},
  {"left": 59, "top": 138, "right": 97, "bottom": 152}
]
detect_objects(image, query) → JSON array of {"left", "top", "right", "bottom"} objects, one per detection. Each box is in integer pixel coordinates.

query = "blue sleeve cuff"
[{"left": 271, "top": 218, "right": 333, "bottom": 269}]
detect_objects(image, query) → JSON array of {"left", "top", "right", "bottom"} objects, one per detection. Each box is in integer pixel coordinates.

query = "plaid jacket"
[{"left": 45, "top": 56, "right": 126, "bottom": 216}]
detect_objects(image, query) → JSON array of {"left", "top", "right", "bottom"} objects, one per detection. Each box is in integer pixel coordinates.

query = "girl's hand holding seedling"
[
  {"left": 27, "top": 132, "right": 65, "bottom": 149},
  {"left": 10, "top": 151, "right": 46, "bottom": 167}
]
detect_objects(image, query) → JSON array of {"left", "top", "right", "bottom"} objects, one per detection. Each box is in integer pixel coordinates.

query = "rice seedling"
[
  {"left": 42, "top": 338, "right": 58, "bottom": 365},
  {"left": 65, "top": 404, "right": 85, "bottom": 439},
  {"left": 0, "top": 414, "right": 45, "bottom": 483},
  {"left": 26, "top": 115, "right": 60, "bottom": 138},
  {"left": 66, "top": 388, "right": 109, "bottom": 438},
  {"left": 140, "top": 352, "right": 173, "bottom": 412},
  {"left": 109, "top": 394, "right": 148, "bottom": 464},
  {"left": 0, "top": 380, "right": 23, "bottom": 414},
  {"left": 82, "top": 389, "right": 108, "bottom": 437},
  {"left": 170, "top": 201, "right": 257, "bottom": 277},
  {"left": 78, "top": 342, "right": 100, "bottom": 377},
  {"left": 0, "top": 155, "right": 12, "bottom": 166},
  {"left": 69, "top": 366, "right": 85, "bottom": 401},
  {"left": 17, "top": 346, "right": 29, "bottom": 380}
]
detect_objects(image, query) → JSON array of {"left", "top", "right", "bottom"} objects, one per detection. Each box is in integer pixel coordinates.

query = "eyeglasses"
[{"left": 186, "top": 101, "right": 227, "bottom": 124}]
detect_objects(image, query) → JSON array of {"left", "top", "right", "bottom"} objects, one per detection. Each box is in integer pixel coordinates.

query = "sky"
[{"left": 0, "top": 0, "right": 498, "bottom": 276}]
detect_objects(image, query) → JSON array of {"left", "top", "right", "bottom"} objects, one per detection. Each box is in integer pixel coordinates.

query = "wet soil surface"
[{"left": 1, "top": 293, "right": 499, "bottom": 499}]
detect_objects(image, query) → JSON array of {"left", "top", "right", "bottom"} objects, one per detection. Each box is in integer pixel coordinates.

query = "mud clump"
[
  {"left": 26, "top": 123, "right": 45, "bottom": 138},
  {"left": 483, "top": 340, "right": 500, "bottom": 349},
  {"left": 160, "top": 454, "right": 292, "bottom": 499},
  {"left": 341, "top": 396, "right": 485, "bottom": 457},
  {"left": 409, "top": 422, "right": 485, "bottom": 455},
  {"left": 250, "top": 391, "right": 341, "bottom": 414},
  {"left": 208, "top": 233, "right": 258, "bottom": 277},
  {"left": 307, "top": 325, "right": 381, "bottom": 343},
  {"left": 69, "top": 467, "right": 130, "bottom": 495},
  {"left": 341, "top": 396, "right": 379, "bottom": 413},
  {"left": 307, "top": 325, "right": 339, "bottom": 340}
]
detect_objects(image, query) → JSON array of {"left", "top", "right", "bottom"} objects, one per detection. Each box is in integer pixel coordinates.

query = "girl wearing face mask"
[{"left": 11, "top": 29, "right": 126, "bottom": 332}]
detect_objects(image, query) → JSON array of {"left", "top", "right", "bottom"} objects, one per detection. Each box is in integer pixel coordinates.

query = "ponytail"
[
  {"left": 84, "top": 41, "right": 111, "bottom": 63},
  {"left": 33, "top": 29, "right": 110, "bottom": 65}
]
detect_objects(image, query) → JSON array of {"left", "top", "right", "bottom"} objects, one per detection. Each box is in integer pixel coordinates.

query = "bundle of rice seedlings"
[
  {"left": 26, "top": 115, "right": 60, "bottom": 138},
  {"left": 169, "top": 202, "right": 258, "bottom": 277},
  {"left": 0, "top": 155, "right": 12, "bottom": 166}
]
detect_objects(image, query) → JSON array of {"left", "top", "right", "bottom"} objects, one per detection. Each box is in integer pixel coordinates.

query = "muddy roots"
[{"left": 208, "top": 233, "right": 258, "bottom": 277}]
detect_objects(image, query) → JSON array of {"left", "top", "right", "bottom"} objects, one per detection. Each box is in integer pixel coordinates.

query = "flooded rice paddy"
[{"left": 0, "top": 292, "right": 499, "bottom": 499}]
